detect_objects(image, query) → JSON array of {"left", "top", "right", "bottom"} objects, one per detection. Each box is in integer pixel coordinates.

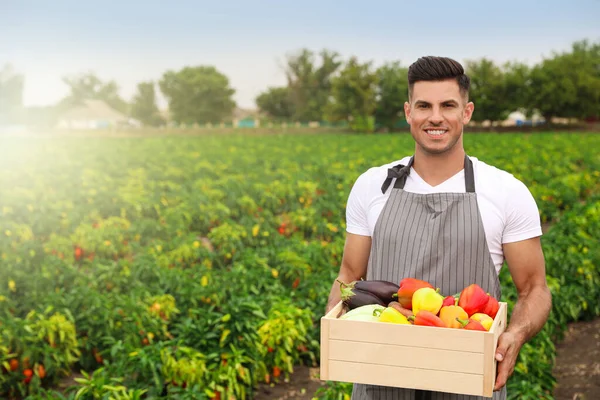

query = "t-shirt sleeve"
[
  {"left": 345, "top": 170, "right": 372, "bottom": 236},
  {"left": 502, "top": 177, "right": 543, "bottom": 243}
]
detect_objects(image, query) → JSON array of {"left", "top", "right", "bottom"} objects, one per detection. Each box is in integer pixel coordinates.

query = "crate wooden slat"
[
  {"left": 328, "top": 361, "right": 485, "bottom": 396},
  {"left": 320, "top": 301, "right": 508, "bottom": 398},
  {"left": 328, "top": 318, "right": 487, "bottom": 352},
  {"left": 329, "top": 340, "right": 485, "bottom": 374}
]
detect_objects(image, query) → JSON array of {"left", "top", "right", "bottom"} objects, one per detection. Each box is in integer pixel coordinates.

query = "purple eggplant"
[
  {"left": 338, "top": 279, "right": 400, "bottom": 305},
  {"left": 338, "top": 280, "right": 387, "bottom": 310},
  {"left": 342, "top": 288, "right": 386, "bottom": 310}
]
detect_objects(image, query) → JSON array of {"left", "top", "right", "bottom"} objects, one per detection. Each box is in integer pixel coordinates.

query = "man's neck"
[{"left": 412, "top": 146, "right": 466, "bottom": 187}]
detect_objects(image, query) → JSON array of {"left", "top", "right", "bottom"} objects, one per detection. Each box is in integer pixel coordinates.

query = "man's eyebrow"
[
  {"left": 413, "top": 99, "right": 460, "bottom": 105},
  {"left": 442, "top": 99, "right": 460, "bottom": 105}
]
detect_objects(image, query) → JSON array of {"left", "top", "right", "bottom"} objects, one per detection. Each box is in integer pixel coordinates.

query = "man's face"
[{"left": 404, "top": 79, "right": 474, "bottom": 155}]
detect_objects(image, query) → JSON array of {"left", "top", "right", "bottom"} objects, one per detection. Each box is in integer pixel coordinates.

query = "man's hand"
[{"left": 494, "top": 331, "right": 523, "bottom": 391}]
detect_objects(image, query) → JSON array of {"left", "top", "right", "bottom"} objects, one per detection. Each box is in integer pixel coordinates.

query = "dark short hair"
[{"left": 407, "top": 56, "right": 470, "bottom": 101}]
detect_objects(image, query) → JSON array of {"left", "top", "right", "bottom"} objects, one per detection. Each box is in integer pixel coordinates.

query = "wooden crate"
[{"left": 320, "top": 301, "right": 508, "bottom": 397}]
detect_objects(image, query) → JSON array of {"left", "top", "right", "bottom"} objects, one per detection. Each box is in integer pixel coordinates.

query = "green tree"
[
  {"left": 465, "top": 58, "right": 509, "bottom": 122},
  {"left": 375, "top": 61, "right": 408, "bottom": 130},
  {"left": 255, "top": 87, "right": 294, "bottom": 120},
  {"left": 285, "top": 49, "right": 342, "bottom": 122},
  {"left": 501, "top": 61, "right": 532, "bottom": 116},
  {"left": 0, "top": 64, "right": 24, "bottom": 124},
  {"left": 61, "top": 72, "right": 129, "bottom": 114},
  {"left": 159, "top": 66, "right": 235, "bottom": 124},
  {"left": 529, "top": 39, "right": 600, "bottom": 122},
  {"left": 130, "top": 81, "right": 164, "bottom": 127},
  {"left": 326, "top": 57, "right": 378, "bottom": 132}
]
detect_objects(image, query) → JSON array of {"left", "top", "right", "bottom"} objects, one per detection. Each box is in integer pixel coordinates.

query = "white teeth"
[{"left": 426, "top": 129, "right": 446, "bottom": 136}]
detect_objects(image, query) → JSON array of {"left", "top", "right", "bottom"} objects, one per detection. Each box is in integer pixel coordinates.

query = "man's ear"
[
  {"left": 404, "top": 101, "right": 411, "bottom": 124},
  {"left": 463, "top": 101, "right": 474, "bottom": 124}
]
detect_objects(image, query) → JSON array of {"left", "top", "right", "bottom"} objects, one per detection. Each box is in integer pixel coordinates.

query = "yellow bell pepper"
[
  {"left": 412, "top": 287, "right": 444, "bottom": 315},
  {"left": 470, "top": 313, "right": 494, "bottom": 331},
  {"left": 376, "top": 307, "right": 410, "bottom": 324}
]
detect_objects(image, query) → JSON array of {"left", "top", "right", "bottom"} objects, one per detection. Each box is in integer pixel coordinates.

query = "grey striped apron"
[{"left": 351, "top": 155, "right": 506, "bottom": 400}]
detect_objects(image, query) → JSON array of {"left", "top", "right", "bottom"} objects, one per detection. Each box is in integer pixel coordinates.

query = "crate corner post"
[{"left": 320, "top": 316, "right": 331, "bottom": 381}]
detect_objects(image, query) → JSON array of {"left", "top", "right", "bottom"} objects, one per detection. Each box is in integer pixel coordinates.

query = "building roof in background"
[
  {"left": 60, "top": 99, "right": 127, "bottom": 121},
  {"left": 233, "top": 107, "right": 262, "bottom": 120}
]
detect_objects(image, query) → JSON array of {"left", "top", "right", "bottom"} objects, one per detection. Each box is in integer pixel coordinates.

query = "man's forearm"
[
  {"left": 505, "top": 285, "right": 552, "bottom": 345},
  {"left": 326, "top": 280, "right": 343, "bottom": 314}
]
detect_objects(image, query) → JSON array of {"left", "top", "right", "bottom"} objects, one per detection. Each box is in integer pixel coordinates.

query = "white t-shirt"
[{"left": 346, "top": 156, "right": 542, "bottom": 274}]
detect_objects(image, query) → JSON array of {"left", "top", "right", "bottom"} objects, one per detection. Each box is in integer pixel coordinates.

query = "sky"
[{"left": 1, "top": 0, "right": 599, "bottom": 110}]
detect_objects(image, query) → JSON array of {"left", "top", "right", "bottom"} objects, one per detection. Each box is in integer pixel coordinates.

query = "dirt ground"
[
  {"left": 253, "top": 318, "right": 600, "bottom": 400},
  {"left": 552, "top": 317, "right": 600, "bottom": 400},
  {"left": 253, "top": 366, "right": 326, "bottom": 400}
]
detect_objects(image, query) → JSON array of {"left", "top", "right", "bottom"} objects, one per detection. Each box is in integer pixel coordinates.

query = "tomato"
[
  {"left": 23, "top": 369, "right": 33, "bottom": 384},
  {"left": 74, "top": 246, "right": 83, "bottom": 261},
  {"left": 273, "top": 366, "right": 281, "bottom": 378}
]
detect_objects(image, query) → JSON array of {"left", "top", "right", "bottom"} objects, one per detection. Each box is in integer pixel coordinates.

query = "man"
[{"left": 325, "top": 56, "right": 552, "bottom": 400}]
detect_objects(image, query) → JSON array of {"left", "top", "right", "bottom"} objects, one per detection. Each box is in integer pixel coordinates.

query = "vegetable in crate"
[
  {"left": 338, "top": 279, "right": 400, "bottom": 304},
  {"left": 457, "top": 318, "right": 487, "bottom": 331},
  {"left": 438, "top": 305, "right": 468, "bottom": 328},
  {"left": 442, "top": 295, "right": 457, "bottom": 307},
  {"left": 388, "top": 301, "right": 414, "bottom": 319},
  {"left": 411, "top": 287, "right": 444, "bottom": 315},
  {"left": 470, "top": 313, "right": 494, "bottom": 331},
  {"left": 374, "top": 307, "right": 410, "bottom": 324},
  {"left": 339, "top": 304, "right": 385, "bottom": 322},
  {"left": 408, "top": 310, "right": 447, "bottom": 328},
  {"left": 481, "top": 294, "right": 500, "bottom": 319},
  {"left": 338, "top": 279, "right": 389, "bottom": 310},
  {"left": 395, "top": 278, "right": 434, "bottom": 309},
  {"left": 458, "top": 283, "right": 490, "bottom": 316}
]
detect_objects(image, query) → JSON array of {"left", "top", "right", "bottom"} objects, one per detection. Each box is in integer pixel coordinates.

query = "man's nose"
[{"left": 428, "top": 107, "right": 444, "bottom": 124}]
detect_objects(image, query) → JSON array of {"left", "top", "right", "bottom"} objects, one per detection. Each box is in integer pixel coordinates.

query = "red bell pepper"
[
  {"left": 442, "top": 295, "right": 456, "bottom": 307},
  {"left": 481, "top": 294, "right": 500, "bottom": 319},
  {"left": 458, "top": 284, "right": 489, "bottom": 316}
]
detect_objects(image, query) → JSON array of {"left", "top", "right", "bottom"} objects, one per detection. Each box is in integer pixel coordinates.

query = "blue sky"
[{"left": 1, "top": 0, "right": 599, "bottom": 109}]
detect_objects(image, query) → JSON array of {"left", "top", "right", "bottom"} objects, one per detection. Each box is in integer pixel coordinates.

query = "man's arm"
[
  {"left": 494, "top": 236, "right": 552, "bottom": 391},
  {"left": 325, "top": 233, "right": 372, "bottom": 315}
]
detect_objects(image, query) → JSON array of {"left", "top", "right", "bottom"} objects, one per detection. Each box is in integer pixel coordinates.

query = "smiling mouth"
[{"left": 424, "top": 128, "right": 448, "bottom": 136}]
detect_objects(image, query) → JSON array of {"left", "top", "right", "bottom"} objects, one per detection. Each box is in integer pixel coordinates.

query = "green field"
[{"left": 1, "top": 132, "right": 599, "bottom": 399}]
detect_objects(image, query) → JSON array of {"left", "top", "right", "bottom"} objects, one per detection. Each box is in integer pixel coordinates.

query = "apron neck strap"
[
  {"left": 464, "top": 155, "right": 475, "bottom": 193},
  {"left": 381, "top": 154, "right": 475, "bottom": 193}
]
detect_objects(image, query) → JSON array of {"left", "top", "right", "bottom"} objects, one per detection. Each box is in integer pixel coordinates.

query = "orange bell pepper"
[{"left": 438, "top": 305, "right": 468, "bottom": 329}]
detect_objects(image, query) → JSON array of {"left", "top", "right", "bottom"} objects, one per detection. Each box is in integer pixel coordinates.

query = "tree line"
[
  {"left": 0, "top": 39, "right": 598, "bottom": 130},
  {"left": 259, "top": 39, "right": 600, "bottom": 130}
]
